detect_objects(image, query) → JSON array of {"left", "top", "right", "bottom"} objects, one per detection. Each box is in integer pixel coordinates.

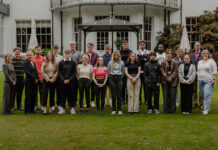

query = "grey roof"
[{"left": 79, "top": 17, "right": 142, "bottom": 32}]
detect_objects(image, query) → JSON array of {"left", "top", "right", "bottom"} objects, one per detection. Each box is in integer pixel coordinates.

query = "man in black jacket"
[
  {"left": 58, "top": 50, "right": 77, "bottom": 115},
  {"left": 144, "top": 52, "right": 161, "bottom": 114},
  {"left": 120, "top": 40, "right": 132, "bottom": 104}
]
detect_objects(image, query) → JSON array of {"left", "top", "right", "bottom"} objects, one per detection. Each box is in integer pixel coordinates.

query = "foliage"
[
  {"left": 155, "top": 24, "right": 183, "bottom": 52},
  {"left": 198, "top": 7, "right": 218, "bottom": 53},
  {"left": 114, "top": 38, "right": 122, "bottom": 50}
]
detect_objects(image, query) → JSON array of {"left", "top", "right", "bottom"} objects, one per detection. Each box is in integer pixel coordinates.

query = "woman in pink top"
[{"left": 93, "top": 57, "right": 108, "bottom": 114}]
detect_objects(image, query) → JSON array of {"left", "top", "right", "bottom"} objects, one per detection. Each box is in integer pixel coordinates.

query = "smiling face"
[
  {"left": 184, "top": 55, "right": 190, "bottom": 64},
  {"left": 35, "top": 47, "right": 41, "bottom": 56},
  {"left": 82, "top": 55, "right": 89, "bottom": 65},
  {"left": 129, "top": 53, "right": 136, "bottom": 62},
  {"left": 87, "top": 44, "right": 94, "bottom": 53},
  {"left": 194, "top": 42, "right": 201, "bottom": 52},
  {"left": 26, "top": 52, "right": 33, "bottom": 62},
  {"left": 139, "top": 42, "right": 146, "bottom": 50},
  {"left": 122, "top": 42, "right": 128, "bottom": 50},
  {"left": 98, "top": 57, "right": 104, "bottom": 67},
  {"left": 166, "top": 51, "right": 173, "bottom": 60},
  {"left": 46, "top": 52, "right": 53, "bottom": 61},
  {"left": 202, "top": 50, "right": 209, "bottom": 60},
  {"left": 65, "top": 52, "right": 71, "bottom": 60},
  {"left": 70, "top": 42, "right": 76, "bottom": 51},
  {"left": 158, "top": 44, "right": 164, "bottom": 53}
]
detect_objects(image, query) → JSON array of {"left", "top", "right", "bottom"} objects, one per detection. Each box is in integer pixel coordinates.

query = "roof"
[{"left": 79, "top": 17, "right": 142, "bottom": 32}]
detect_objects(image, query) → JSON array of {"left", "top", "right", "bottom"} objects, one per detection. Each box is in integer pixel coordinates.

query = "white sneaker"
[
  {"left": 70, "top": 108, "right": 76, "bottom": 115},
  {"left": 34, "top": 106, "right": 37, "bottom": 111},
  {"left": 118, "top": 111, "right": 123, "bottom": 115},
  {"left": 176, "top": 102, "right": 179, "bottom": 107},
  {"left": 147, "top": 109, "right": 152, "bottom": 114},
  {"left": 58, "top": 106, "right": 62, "bottom": 110},
  {"left": 186, "top": 112, "right": 190, "bottom": 115},
  {"left": 41, "top": 106, "right": 44, "bottom": 111},
  {"left": 91, "top": 101, "right": 95, "bottom": 107},
  {"left": 52, "top": 106, "right": 55, "bottom": 111},
  {"left": 109, "top": 98, "right": 112, "bottom": 107},
  {"left": 105, "top": 98, "right": 107, "bottom": 106},
  {"left": 84, "top": 104, "right": 87, "bottom": 107},
  {"left": 58, "top": 108, "right": 65, "bottom": 115},
  {"left": 202, "top": 110, "right": 208, "bottom": 115},
  {"left": 111, "top": 111, "right": 116, "bottom": 115},
  {"left": 182, "top": 112, "right": 186, "bottom": 114},
  {"left": 154, "top": 109, "right": 160, "bottom": 114}
]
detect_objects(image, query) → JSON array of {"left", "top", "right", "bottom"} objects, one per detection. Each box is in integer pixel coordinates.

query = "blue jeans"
[{"left": 198, "top": 80, "right": 215, "bottom": 111}]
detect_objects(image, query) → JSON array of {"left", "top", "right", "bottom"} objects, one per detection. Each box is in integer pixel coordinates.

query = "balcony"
[
  {"left": 51, "top": 0, "right": 179, "bottom": 11},
  {"left": 0, "top": 2, "right": 9, "bottom": 16}
]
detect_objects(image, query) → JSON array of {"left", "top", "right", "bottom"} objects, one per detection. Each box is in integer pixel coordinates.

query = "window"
[
  {"left": 144, "top": 17, "right": 152, "bottom": 50},
  {"left": 95, "top": 16, "right": 109, "bottom": 50},
  {"left": 16, "top": 20, "right": 31, "bottom": 52},
  {"left": 36, "top": 20, "right": 51, "bottom": 49},
  {"left": 73, "top": 18, "right": 82, "bottom": 50},
  {"left": 186, "top": 17, "right": 200, "bottom": 48},
  {"left": 115, "top": 16, "right": 130, "bottom": 42}
]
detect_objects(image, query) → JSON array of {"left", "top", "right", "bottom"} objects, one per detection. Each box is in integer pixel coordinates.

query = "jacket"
[
  {"left": 144, "top": 60, "right": 161, "bottom": 84},
  {"left": 178, "top": 64, "right": 196, "bottom": 84},
  {"left": 24, "top": 61, "right": 39, "bottom": 82}
]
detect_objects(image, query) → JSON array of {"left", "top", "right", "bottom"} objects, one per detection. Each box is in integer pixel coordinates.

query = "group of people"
[{"left": 2, "top": 40, "right": 217, "bottom": 115}]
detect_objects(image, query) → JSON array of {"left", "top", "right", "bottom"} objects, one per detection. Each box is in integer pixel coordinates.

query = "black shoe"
[
  {"left": 100, "top": 110, "right": 104, "bottom": 115},
  {"left": 139, "top": 101, "right": 142, "bottom": 105},
  {"left": 86, "top": 110, "right": 90, "bottom": 114},
  {"left": 192, "top": 104, "right": 198, "bottom": 109},
  {"left": 79, "top": 110, "right": 83, "bottom": 114}
]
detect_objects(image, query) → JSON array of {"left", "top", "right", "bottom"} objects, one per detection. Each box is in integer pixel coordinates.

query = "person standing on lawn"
[
  {"left": 156, "top": 44, "right": 166, "bottom": 65},
  {"left": 12, "top": 47, "right": 25, "bottom": 111},
  {"left": 84, "top": 42, "right": 98, "bottom": 108},
  {"left": 32, "top": 45, "right": 46, "bottom": 111},
  {"left": 2, "top": 53, "right": 16, "bottom": 115}
]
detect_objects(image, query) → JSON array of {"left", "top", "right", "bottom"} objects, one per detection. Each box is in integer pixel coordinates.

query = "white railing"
[{"left": 51, "top": 0, "right": 178, "bottom": 9}]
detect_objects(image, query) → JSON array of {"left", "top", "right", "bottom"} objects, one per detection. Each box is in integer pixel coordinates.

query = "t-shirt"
[
  {"left": 93, "top": 67, "right": 108, "bottom": 79},
  {"left": 125, "top": 61, "right": 141, "bottom": 75},
  {"left": 32, "top": 56, "right": 46, "bottom": 80}
]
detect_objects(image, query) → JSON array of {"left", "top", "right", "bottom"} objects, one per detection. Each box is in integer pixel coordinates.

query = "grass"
[{"left": 0, "top": 73, "right": 218, "bottom": 150}]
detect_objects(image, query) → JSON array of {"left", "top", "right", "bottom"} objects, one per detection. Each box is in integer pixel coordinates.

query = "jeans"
[
  {"left": 78, "top": 78, "right": 91, "bottom": 109},
  {"left": 94, "top": 79, "right": 107, "bottom": 111},
  {"left": 110, "top": 75, "right": 123, "bottom": 111},
  {"left": 198, "top": 80, "right": 215, "bottom": 111},
  {"left": 13, "top": 79, "right": 24, "bottom": 108}
]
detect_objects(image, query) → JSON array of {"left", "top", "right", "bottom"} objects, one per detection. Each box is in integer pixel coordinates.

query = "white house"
[{"left": 0, "top": 0, "right": 217, "bottom": 70}]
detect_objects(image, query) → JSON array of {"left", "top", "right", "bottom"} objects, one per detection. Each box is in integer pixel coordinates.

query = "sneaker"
[
  {"left": 91, "top": 101, "right": 95, "bottom": 107},
  {"left": 18, "top": 107, "right": 24, "bottom": 111},
  {"left": 186, "top": 112, "right": 190, "bottom": 115},
  {"left": 97, "top": 110, "right": 100, "bottom": 115},
  {"left": 100, "top": 110, "right": 104, "bottom": 115},
  {"left": 154, "top": 109, "right": 160, "bottom": 114},
  {"left": 51, "top": 106, "right": 55, "bottom": 111},
  {"left": 79, "top": 110, "right": 83, "bottom": 114},
  {"left": 182, "top": 112, "right": 186, "bottom": 114},
  {"left": 86, "top": 110, "right": 90, "bottom": 114},
  {"left": 202, "top": 110, "right": 208, "bottom": 115},
  {"left": 105, "top": 98, "right": 107, "bottom": 106},
  {"left": 147, "top": 109, "right": 152, "bottom": 114},
  {"left": 34, "top": 106, "right": 37, "bottom": 111},
  {"left": 111, "top": 111, "right": 116, "bottom": 115},
  {"left": 70, "top": 108, "right": 76, "bottom": 115},
  {"left": 58, "top": 108, "right": 65, "bottom": 115},
  {"left": 118, "top": 111, "right": 123, "bottom": 115},
  {"left": 109, "top": 98, "right": 112, "bottom": 107},
  {"left": 58, "top": 106, "right": 62, "bottom": 110},
  {"left": 41, "top": 106, "right": 44, "bottom": 111},
  {"left": 176, "top": 102, "right": 179, "bottom": 107}
]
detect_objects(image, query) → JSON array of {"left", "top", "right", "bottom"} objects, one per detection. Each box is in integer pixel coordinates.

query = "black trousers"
[
  {"left": 94, "top": 79, "right": 107, "bottom": 111},
  {"left": 180, "top": 83, "right": 193, "bottom": 113},
  {"left": 162, "top": 83, "right": 177, "bottom": 113},
  {"left": 43, "top": 80, "right": 55, "bottom": 107},
  {"left": 13, "top": 79, "right": 24, "bottom": 108},
  {"left": 55, "top": 79, "right": 62, "bottom": 106},
  {"left": 122, "top": 75, "right": 128, "bottom": 103},
  {"left": 147, "top": 83, "right": 160, "bottom": 110},
  {"left": 61, "top": 82, "right": 74, "bottom": 109},
  {"left": 139, "top": 73, "right": 147, "bottom": 104},
  {"left": 73, "top": 79, "right": 79, "bottom": 106},
  {"left": 25, "top": 81, "right": 37, "bottom": 113},
  {"left": 91, "top": 81, "right": 96, "bottom": 102},
  {"left": 78, "top": 78, "right": 91, "bottom": 108},
  {"left": 110, "top": 75, "right": 123, "bottom": 111},
  {"left": 35, "top": 80, "right": 44, "bottom": 107}
]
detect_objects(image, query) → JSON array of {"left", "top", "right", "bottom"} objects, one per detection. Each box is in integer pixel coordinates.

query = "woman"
[
  {"left": 41, "top": 51, "right": 58, "bottom": 115},
  {"left": 125, "top": 52, "right": 141, "bottom": 114},
  {"left": 197, "top": 50, "right": 217, "bottom": 115},
  {"left": 108, "top": 51, "right": 125, "bottom": 115},
  {"left": 178, "top": 54, "right": 196, "bottom": 114},
  {"left": 2, "top": 53, "right": 16, "bottom": 115},
  {"left": 24, "top": 51, "right": 39, "bottom": 114},
  {"left": 93, "top": 56, "right": 108, "bottom": 114},
  {"left": 77, "top": 54, "right": 93, "bottom": 114},
  {"left": 161, "top": 49, "right": 178, "bottom": 114}
]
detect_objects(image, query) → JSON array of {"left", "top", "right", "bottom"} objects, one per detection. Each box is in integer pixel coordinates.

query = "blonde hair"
[
  {"left": 25, "top": 51, "right": 33, "bottom": 60},
  {"left": 104, "top": 44, "right": 111, "bottom": 50},
  {"left": 201, "top": 49, "right": 211, "bottom": 59},
  {"left": 4, "top": 53, "right": 12, "bottom": 63},
  {"left": 82, "top": 54, "right": 89, "bottom": 63},
  {"left": 111, "top": 51, "right": 122, "bottom": 71}
]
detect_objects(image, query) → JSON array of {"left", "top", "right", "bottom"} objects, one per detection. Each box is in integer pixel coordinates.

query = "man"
[
  {"left": 58, "top": 50, "right": 77, "bottom": 114},
  {"left": 135, "top": 40, "right": 150, "bottom": 105},
  {"left": 173, "top": 48, "right": 184, "bottom": 107},
  {"left": 12, "top": 47, "right": 25, "bottom": 111},
  {"left": 144, "top": 52, "right": 161, "bottom": 114},
  {"left": 84, "top": 42, "right": 99, "bottom": 107},
  {"left": 161, "top": 49, "right": 178, "bottom": 114},
  {"left": 70, "top": 41, "right": 82, "bottom": 107},
  {"left": 190, "top": 42, "right": 203, "bottom": 109},
  {"left": 120, "top": 40, "right": 132, "bottom": 104},
  {"left": 156, "top": 44, "right": 166, "bottom": 65},
  {"left": 52, "top": 45, "right": 63, "bottom": 110},
  {"left": 102, "top": 44, "right": 112, "bottom": 106},
  {"left": 32, "top": 45, "right": 46, "bottom": 111}
]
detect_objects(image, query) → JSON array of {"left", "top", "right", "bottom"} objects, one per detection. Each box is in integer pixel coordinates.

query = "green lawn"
[{"left": 0, "top": 73, "right": 218, "bottom": 150}]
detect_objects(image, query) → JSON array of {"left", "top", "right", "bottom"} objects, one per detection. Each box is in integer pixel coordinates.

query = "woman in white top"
[
  {"left": 197, "top": 49, "right": 217, "bottom": 115},
  {"left": 77, "top": 54, "right": 93, "bottom": 114}
]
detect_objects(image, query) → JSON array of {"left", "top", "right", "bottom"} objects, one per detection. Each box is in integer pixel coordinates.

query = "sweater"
[
  {"left": 12, "top": 56, "right": 25, "bottom": 80},
  {"left": 41, "top": 62, "right": 58, "bottom": 82},
  {"left": 58, "top": 59, "right": 76, "bottom": 83},
  {"left": 197, "top": 59, "right": 217, "bottom": 80},
  {"left": 77, "top": 64, "right": 93, "bottom": 80}
]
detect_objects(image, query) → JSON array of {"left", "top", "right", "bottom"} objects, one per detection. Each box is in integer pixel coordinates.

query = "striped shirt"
[{"left": 12, "top": 56, "right": 25, "bottom": 80}]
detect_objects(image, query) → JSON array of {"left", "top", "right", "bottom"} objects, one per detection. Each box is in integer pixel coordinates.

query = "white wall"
[{"left": 0, "top": 14, "right": 3, "bottom": 55}]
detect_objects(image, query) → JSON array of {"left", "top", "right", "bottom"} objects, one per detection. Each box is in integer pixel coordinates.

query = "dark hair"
[
  {"left": 87, "top": 42, "right": 94, "bottom": 47},
  {"left": 127, "top": 52, "right": 138, "bottom": 63},
  {"left": 139, "top": 40, "right": 146, "bottom": 44},
  {"left": 122, "top": 40, "right": 128, "bottom": 44},
  {"left": 52, "top": 45, "right": 59, "bottom": 49},
  {"left": 166, "top": 49, "right": 173, "bottom": 55},
  {"left": 13, "top": 47, "right": 21, "bottom": 52},
  {"left": 35, "top": 45, "right": 41, "bottom": 49},
  {"left": 149, "top": 52, "right": 157, "bottom": 57}
]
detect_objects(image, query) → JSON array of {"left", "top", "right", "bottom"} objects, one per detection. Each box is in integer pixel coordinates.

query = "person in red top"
[
  {"left": 32, "top": 45, "right": 46, "bottom": 111},
  {"left": 93, "top": 57, "right": 108, "bottom": 114}
]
